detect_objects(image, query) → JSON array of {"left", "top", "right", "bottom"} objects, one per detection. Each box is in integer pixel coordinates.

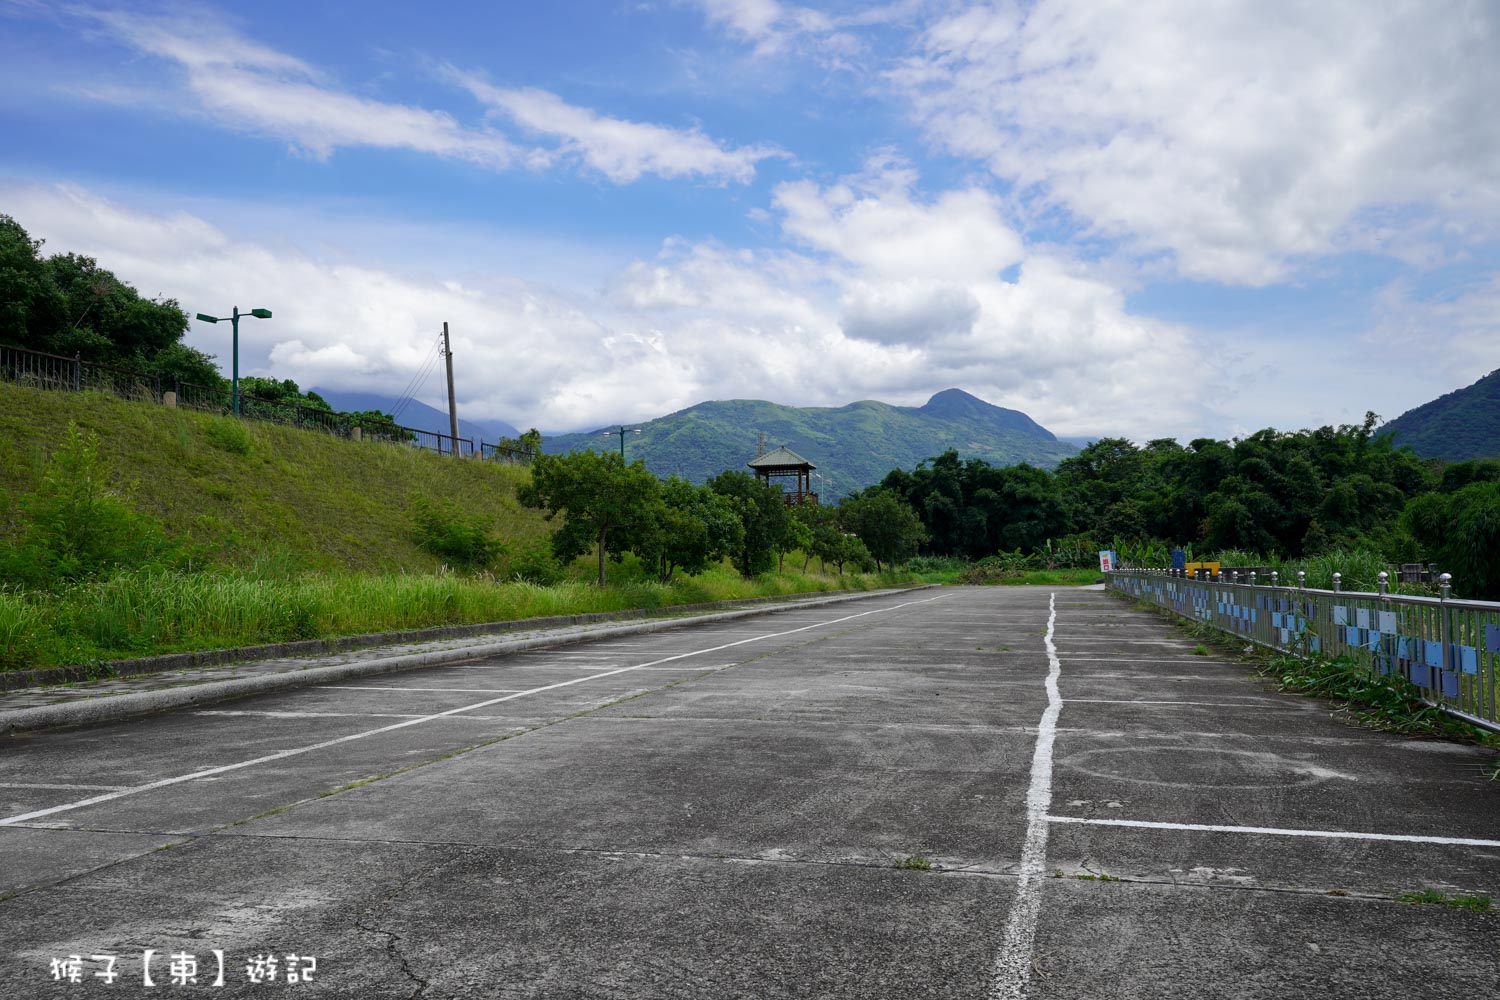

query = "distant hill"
[
  {"left": 1381, "top": 368, "right": 1500, "bottom": 461},
  {"left": 542, "top": 388, "right": 1078, "bottom": 499},
  {"left": 311, "top": 389, "right": 519, "bottom": 443}
]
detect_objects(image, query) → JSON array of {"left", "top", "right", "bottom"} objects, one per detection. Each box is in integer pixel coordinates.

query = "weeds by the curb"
[{"left": 1396, "top": 887, "right": 1492, "bottom": 911}]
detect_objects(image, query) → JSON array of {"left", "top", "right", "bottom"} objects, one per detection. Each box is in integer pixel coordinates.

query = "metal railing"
[
  {"left": 3, "top": 343, "right": 161, "bottom": 401},
  {"left": 1107, "top": 568, "right": 1500, "bottom": 732},
  {"left": 2, "top": 342, "right": 476, "bottom": 459},
  {"left": 479, "top": 441, "right": 535, "bottom": 463}
]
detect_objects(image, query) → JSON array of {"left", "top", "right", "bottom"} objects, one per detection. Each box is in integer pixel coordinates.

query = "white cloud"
[
  {"left": 75, "top": 8, "right": 772, "bottom": 185},
  {"left": 774, "top": 162, "right": 1024, "bottom": 281},
  {"left": 452, "top": 73, "right": 780, "bottom": 184},
  {"left": 893, "top": 0, "right": 1500, "bottom": 284},
  {"left": 3, "top": 174, "right": 1222, "bottom": 441},
  {"left": 87, "top": 9, "right": 523, "bottom": 168},
  {"left": 687, "top": 0, "right": 917, "bottom": 61}
]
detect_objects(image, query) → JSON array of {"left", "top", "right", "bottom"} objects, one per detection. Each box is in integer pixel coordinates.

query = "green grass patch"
[
  {"left": 1073, "top": 872, "right": 1122, "bottom": 882},
  {"left": 0, "top": 383, "right": 545, "bottom": 575},
  {"left": 1260, "top": 652, "right": 1498, "bottom": 745},
  {"left": 1396, "top": 887, "right": 1492, "bottom": 911},
  {"left": 1192, "top": 644, "right": 1209, "bottom": 656},
  {"left": 895, "top": 855, "right": 934, "bottom": 871},
  {"left": 6, "top": 563, "right": 894, "bottom": 668}
]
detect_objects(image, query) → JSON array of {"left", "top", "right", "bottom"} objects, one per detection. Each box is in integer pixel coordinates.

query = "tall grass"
[
  {"left": 10, "top": 564, "right": 895, "bottom": 669},
  {"left": 0, "top": 591, "right": 45, "bottom": 669},
  {"left": 1210, "top": 547, "right": 1428, "bottom": 594}
]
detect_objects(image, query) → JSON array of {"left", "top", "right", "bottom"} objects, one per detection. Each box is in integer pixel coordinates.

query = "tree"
[
  {"left": 0, "top": 215, "right": 66, "bottom": 349},
  {"left": 633, "top": 477, "right": 742, "bottom": 582},
  {"left": 519, "top": 450, "right": 660, "bottom": 586},
  {"left": 1404, "top": 482, "right": 1500, "bottom": 600},
  {"left": 841, "top": 488, "right": 926, "bottom": 572},
  {"left": 708, "top": 470, "right": 792, "bottom": 577}
]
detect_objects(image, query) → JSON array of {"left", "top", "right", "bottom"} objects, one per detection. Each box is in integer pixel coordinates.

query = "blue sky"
[{"left": 2, "top": 0, "right": 1497, "bottom": 440}]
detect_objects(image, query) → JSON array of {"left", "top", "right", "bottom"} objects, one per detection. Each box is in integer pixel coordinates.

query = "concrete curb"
[
  {"left": 0, "top": 589, "right": 878, "bottom": 691},
  {"left": 0, "top": 586, "right": 934, "bottom": 736}
]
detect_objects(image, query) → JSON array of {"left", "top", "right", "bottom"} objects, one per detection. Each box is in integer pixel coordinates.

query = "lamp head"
[
  {"left": 249, "top": 308, "right": 273, "bottom": 319},
  {"left": 195, "top": 313, "right": 220, "bottom": 323}
]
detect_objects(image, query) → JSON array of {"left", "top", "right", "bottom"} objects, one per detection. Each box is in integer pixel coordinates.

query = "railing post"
[
  {"left": 1332, "top": 572, "right": 1341, "bottom": 593},
  {"left": 1377, "top": 571, "right": 1389, "bottom": 596},
  {"left": 1248, "top": 571, "right": 1257, "bottom": 587},
  {"left": 1297, "top": 570, "right": 1305, "bottom": 590},
  {"left": 72, "top": 352, "right": 81, "bottom": 392},
  {"left": 1439, "top": 573, "right": 1452, "bottom": 681},
  {"left": 1270, "top": 571, "right": 1278, "bottom": 588}
]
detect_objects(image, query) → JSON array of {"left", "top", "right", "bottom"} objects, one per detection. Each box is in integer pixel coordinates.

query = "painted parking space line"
[
  {"left": 1065, "top": 699, "right": 1283, "bottom": 707},
  {"left": 0, "top": 782, "right": 133, "bottom": 792},
  {"left": 194, "top": 710, "right": 429, "bottom": 720},
  {"left": 1046, "top": 815, "right": 1500, "bottom": 849},
  {"left": 0, "top": 594, "right": 947, "bottom": 828},
  {"left": 990, "top": 591, "right": 1062, "bottom": 1000},
  {"left": 318, "top": 685, "right": 529, "bottom": 694}
]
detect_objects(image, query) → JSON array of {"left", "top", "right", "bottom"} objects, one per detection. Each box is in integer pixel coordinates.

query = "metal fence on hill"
[
  {"left": 1108, "top": 568, "right": 1500, "bottom": 732},
  {"left": 2, "top": 342, "right": 475, "bottom": 459}
]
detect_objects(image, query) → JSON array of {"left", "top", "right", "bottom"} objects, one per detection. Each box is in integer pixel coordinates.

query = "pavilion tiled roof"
[{"left": 747, "top": 445, "right": 815, "bottom": 469}]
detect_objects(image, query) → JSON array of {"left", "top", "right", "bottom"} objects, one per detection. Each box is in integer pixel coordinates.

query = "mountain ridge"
[
  {"left": 541, "top": 388, "right": 1077, "bottom": 498},
  {"left": 1381, "top": 368, "right": 1500, "bottom": 461}
]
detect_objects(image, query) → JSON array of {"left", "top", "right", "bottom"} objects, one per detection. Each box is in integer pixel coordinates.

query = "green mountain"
[
  {"left": 541, "top": 388, "right": 1078, "bottom": 499},
  {"left": 1382, "top": 368, "right": 1500, "bottom": 461}
]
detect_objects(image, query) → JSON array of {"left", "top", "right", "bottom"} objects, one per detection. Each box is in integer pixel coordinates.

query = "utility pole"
[
  {"left": 442, "top": 321, "right": 459, "bottom": 452},
  {"left": 756, "top": 431, "right": 767, "bottom": 458}
]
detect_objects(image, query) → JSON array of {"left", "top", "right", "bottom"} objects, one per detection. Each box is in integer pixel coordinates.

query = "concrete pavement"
[{"left": 1, "top": 586, "right": 1495, "bottom": 998}]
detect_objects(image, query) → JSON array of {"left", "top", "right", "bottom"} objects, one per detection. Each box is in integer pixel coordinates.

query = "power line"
[{"left": 390, "top": 333, "right": 444, "bottom": 419}]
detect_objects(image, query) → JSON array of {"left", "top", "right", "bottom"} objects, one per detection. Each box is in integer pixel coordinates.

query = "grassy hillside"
[
  {"left": 0, "top": 382, "right": 549, "bottom": 575},
  {"left": 0, "top": 384, "right": 906, "bottom": 668},
  {"left": 544, "top": 388, "right": 1078, "bottom": 497},
  {"left": 1382, "top": 368, "right": 1500, "bottom": 461}
]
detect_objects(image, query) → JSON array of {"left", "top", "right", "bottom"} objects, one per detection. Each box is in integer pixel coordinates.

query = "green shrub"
[
  {"left": 1, "top": 423, "right": 181, "bottom": 588},
  {"left": 204, "top": 418, "right": 252, "bottom": 456},
  {"left": 506, "top": 539, "right": 564, "bottom": 585},
  {"left": 409, "top": 495, "right": 504, "bottom": 570}
]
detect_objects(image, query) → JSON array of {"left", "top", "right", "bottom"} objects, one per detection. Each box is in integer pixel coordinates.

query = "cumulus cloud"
[
  {"left": 451, "top": 73, "right": 781, "bottom": 184},
  {"left": 893, "top": 0, "right": 1500, "bottom": 284},
  {"left": 774, "top": 160, "right": 1024, "bottom": 281},
  {"left": 4, "top": 174, "right": 1221, "bottom": 440}
]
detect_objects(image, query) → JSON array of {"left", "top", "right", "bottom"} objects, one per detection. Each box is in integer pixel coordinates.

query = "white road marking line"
[
  {"left": 1066, "top": 699, "right": 1280, "bottom": 707},
  {"left": 1046, "top": 815, "right": 1500, "bottom": 848},
  {"left": 990, "top": 591, "right": 1062, "bottom": 1000},
  {"left": 1062, "top": 657, "right": 1231, "bottom": 663},
  {"left": 318, "top": 685, "right": 528, "bottom": 694},
  {"left": 0, "top": 595, "right": 946, "bottom": 827},
  {"left": 194, "top": 710, "right": 428, "bottom": 720},
  {"left": 0, "top": 782, "right": 132, "bottom": 792}
]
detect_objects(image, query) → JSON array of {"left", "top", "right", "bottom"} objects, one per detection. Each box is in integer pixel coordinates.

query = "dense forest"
[{"left": 871, "top": 416, "right": 1500, "bottom": 598}]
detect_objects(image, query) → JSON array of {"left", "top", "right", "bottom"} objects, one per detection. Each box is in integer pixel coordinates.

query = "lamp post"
[
  {"left": 601, "top": 425, "right": 641, "bottom": 460},
  {"left": 195, "top": 307, "right": 272, "bottom": 417}
]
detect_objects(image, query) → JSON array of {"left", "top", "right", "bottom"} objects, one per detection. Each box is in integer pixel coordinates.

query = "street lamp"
[
  {"left": 601, "top": 425, "right": 642, "bottom": 460},
  {"left": 195, "top": 306, "right": 272, "bottom": 417}
]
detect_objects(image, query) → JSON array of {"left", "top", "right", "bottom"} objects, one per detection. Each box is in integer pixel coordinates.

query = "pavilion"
[{"left": 748, "top": 445, "right": 819, "bottom": 506}]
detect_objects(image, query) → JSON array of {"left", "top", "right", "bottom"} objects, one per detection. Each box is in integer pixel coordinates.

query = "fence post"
[
  {"left": 1439, "top": 573, "right": 1452, "bottom": 678},
  {"left": 72, "top": 352, "right": 81, "bottom": 392}
]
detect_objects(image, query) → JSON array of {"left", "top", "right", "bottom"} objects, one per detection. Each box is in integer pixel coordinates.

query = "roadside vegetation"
[
  {"left": 0, "top": 388, "right": 918, "bottom": 670},
  {"left": 880, "top": 429, "right": 1500, "bottom": 599}
]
